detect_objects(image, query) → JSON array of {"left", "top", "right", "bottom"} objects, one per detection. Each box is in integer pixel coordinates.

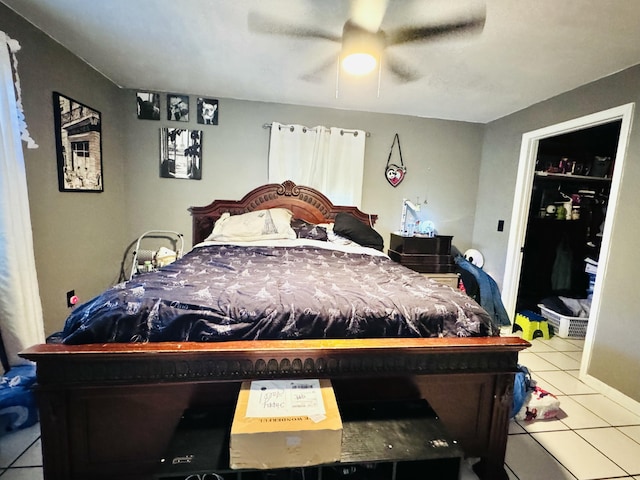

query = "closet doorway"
[{"left": 502, "top": 104, "right": 634, "bottom": 358}]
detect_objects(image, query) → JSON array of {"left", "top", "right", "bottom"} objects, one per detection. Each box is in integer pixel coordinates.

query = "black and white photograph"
[
  {"left": 160, "top": 128, "right": 202, "bottom": 180},
  {"left": 167, "top": 93, "right": 189, "bottom": 122},
  {"left": 53, "top": 92, "right": 103, "bottom": 192},
  {"left": 136, "top": 91, "right": 160, "bottom": 120},
  {"left": 197, "top": 97, "right": 219, "bottom": 125}
]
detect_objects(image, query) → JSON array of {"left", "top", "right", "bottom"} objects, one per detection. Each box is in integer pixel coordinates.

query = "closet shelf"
[{"left": 534, "top": 172, "right": 611, "bottom": 182}]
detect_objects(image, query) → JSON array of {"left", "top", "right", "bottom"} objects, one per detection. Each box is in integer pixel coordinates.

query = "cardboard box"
[{"left": 230, "top": 379, "right": 342, "bottom": 470}]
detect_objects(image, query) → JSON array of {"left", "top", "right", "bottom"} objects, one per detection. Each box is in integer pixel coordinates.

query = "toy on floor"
[
  {"left": 512, "top": 364, "right": 561, "bottom": 422},
  {"left": 515, "top": 385, "right": 561, "bottom": 421}
]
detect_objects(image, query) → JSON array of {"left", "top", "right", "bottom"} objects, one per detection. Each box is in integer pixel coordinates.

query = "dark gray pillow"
[{"left": 333, "top": 212, "right": 383, "bottom": 251}]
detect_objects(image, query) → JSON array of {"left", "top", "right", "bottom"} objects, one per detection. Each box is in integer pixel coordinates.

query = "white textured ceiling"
[{"left": 3, "top": 0, "right": 640, "bottom": 123}]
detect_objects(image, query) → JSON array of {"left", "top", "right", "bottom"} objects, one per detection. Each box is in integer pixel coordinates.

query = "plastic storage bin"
[{"left": 538, "top": 305, "right": 588, "bottom": 339}]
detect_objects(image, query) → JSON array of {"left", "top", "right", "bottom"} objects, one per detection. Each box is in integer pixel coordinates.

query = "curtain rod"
[{"left": 263, "top": 123, "right": 370, "bottom": 137}]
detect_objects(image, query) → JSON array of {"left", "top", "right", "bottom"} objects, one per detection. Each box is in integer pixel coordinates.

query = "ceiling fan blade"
[
  {"left": 300, "top": 56, "right": 339, "bottom": 83},
  {"left": 350, "top": 0, "right": 389, "bottom": 32},
  {"left": 248, "top": 11, "right": 341, "bottom": 42},
  {"left": 385, "top": 54, "right": 422, "bottom": 83},
  {"left": 386, "top": 14, "right": 486, "bottom": 46}
]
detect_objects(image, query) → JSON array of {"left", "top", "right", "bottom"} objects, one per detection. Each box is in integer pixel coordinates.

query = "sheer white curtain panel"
[
  {"left": 0, "top": 31, "right": 44, "bottom": 370},
  {"left": 267, "top": 122, "right": 366, "bottom": 207}
]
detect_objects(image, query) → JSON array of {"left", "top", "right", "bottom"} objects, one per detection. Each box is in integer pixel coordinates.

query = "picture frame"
[
  {"left": 160, "top": 128, "right": 202, "bottom": 180},
  {"left": 197, "top": 97, "right": 219, "bottom": 125},
  {"left": 167, "top": 94, "right": 189, "bottom": 122},
  {"left": 53, "top": 92, "right": 103, "bottom": 192},
  {"left": 136, "top": 91, "right": 160, "bottom": 120}
]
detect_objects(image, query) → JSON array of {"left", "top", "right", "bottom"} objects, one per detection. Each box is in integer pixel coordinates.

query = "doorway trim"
[{"left": 502, "top": 103, "right": 634, "bottom": 369}]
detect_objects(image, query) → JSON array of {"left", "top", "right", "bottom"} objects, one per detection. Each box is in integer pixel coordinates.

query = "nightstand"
[{"left": 388, "top": 233, "right": 459, "bottom": 288}]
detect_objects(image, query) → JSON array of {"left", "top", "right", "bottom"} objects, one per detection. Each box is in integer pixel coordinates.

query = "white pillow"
[{"left": 206, "top": 208, "right": 296, "bottom": 242}]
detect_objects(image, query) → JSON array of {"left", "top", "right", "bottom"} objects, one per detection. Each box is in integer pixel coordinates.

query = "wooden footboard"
[{"left": 20, "top": 336, "right": 529, "bottom": 480}]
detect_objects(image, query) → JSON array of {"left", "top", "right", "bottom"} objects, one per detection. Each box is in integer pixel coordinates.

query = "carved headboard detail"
[{"left": 188, "top": 180, "right": 378, "bottom": 246}]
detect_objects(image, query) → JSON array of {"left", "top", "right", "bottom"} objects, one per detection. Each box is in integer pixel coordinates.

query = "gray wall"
[
  {"left": 474, "top": 65, "right": 640, "bottom": 401},
  {"left": 1, "top": 5, "right": 128, "bottom": 337},
  {"left": 121, "top": 92, "right": 484, "bottom": 255},
  {"left": 2, "top": 3, "right": 485, "bottom": 336}
]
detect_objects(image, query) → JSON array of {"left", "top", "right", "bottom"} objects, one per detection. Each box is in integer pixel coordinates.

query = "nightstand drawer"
[
  {"left": 389, "top": 233, "right": 453, "bottom": 255},
  {"left": 387, "top": 250, "right": 455, "bottom": 273}
]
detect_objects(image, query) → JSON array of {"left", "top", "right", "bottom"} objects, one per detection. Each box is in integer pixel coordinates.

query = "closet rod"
[{"left": 262, "top": 123, "right": 370, "bottom": 137}]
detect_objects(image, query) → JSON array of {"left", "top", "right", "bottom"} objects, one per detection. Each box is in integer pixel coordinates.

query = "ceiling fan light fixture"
[
  {"left": 342, "top": 52, "right": 377, "bottom": 75},
  {"left": 340, "top": 21, "right": 384, "bottom": 76}
]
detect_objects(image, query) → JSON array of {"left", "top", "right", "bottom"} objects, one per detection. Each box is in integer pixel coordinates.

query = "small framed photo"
[
  {"left": 167, "top": 94, "right": 189, "bottom": 122},
  {"left": 197, "top": 97, "right": 219, "bottom": 125},
  {"left": 160, "top": 128, "right": 202, "bottom": 180},
  {"left": 136, "top": 92, "right": 160, "bottom": 120},
  {"left": 53, "top": 92, "right": 103, "bottom": 192}
]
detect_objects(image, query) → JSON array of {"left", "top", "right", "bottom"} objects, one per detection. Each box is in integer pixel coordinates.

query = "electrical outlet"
[{"left": 66, "top": 290, "right": 75, "bottom": 308}]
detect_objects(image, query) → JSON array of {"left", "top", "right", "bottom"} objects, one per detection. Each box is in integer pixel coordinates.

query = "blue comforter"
[{"left": 58, "top": 244, "right": 499, "bottom": 344}]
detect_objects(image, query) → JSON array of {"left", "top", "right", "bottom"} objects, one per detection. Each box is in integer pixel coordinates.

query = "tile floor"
[
  {"left": 505, "top": 334, "right": 640, "bottom": 480},
  {"left": 1, "top": 334, "right": 640, "bottom": 479}
]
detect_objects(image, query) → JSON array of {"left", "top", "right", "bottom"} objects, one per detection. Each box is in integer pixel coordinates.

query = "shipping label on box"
[{"left": 230, "top": 379, "right": 342, "bottom": 470}]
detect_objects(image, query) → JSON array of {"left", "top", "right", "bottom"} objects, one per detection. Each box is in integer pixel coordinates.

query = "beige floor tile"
[
  {"left": 541, "top": 351, "right": 581, "bottom": 370},
  {"left": 518, "top": 352, "right": 559, "bottom": 371},
  {"left": 572, "top": 394, "right": 640, "bottom": 427},
  {"left": 555, "top": 396, "right": 609, "bottom": 429},
  {"left": 505, "top": 433, "right": 576, "bottom": 479},
  {"left": 564, "top": 350, "right": 583, "bottom": 362},
  {"left": 619, "top": 425, "right": 640, "bottom": 443},
  {"left": 525, "top": 337, "right": 561, "bottom": 353},
  {"left": 544, "top": 336, "right": 583, "bottom": 352},
  {"left": 505, "top": 465, "right": 519, "bottom": 479},
  {"left": 577, "top": 427, "right": 640, "bottom": 475},
  {"left": 532, "top": 430, "right": 626, "bottom": 479},
  {"left": 565, "top": 338, "right": 586, "bottom": 349},
  {"left": 0, "top": 467, "right": 44, "bottom": 479},
  {"left": 0, "top": 425, "right": 41, "bottom": 468},
  {"left": 517, "top": 415, "right": 570, "bottom": 433},
  {"left": 530, "top": 372, "right": 559, "bottom": 394},
  {"left": 536, "top": 370, "right": 597, "bottom": 395},
  {"left": 509, "top": 420, "right": 526, "bottom": 434},
  {"left": 12, "top": 439, "right": 42, "bottom": 467}
]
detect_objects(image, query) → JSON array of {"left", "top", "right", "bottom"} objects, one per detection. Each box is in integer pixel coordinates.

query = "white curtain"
[
  {"left": 0, "top": 31, "right": 44, "bottom": 369},
  {"left": 267, "top": 122, "right": 366, "bottom": 207}
]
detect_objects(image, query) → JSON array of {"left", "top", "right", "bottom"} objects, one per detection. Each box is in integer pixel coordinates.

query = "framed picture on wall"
[
  {"left": 136, "top": 91, "right": 160, "bottom": 120},
  {"left": 167, "top": 94, "right": 189, "bottom": 122},
  {"left": 197, "top": 97, "right": 219, "bottom": 125},
  {"left": 53, "top": 92, "right": 103, "bottom": 192},
  {"left": 160, "top": 128, "right": 202, "bottom": 180}
]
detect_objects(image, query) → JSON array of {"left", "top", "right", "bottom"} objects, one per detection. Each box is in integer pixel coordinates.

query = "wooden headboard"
[{"left": 189, "top": 180, "right": 378, "bottom": 246}]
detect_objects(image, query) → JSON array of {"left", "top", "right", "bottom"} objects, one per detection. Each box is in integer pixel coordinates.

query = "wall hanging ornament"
[{"left": 385, "top": 133, "right": 406, "bottom": 187}]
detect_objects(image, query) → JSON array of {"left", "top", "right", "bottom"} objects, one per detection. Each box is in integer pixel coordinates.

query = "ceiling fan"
[{"left": 248, "top": 0, "right": 486, "bottom": 83}]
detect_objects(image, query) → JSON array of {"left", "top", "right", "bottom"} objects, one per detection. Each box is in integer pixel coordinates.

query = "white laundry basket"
[{"left": 538, "top": 305, "right": 588, "bottom": 339}]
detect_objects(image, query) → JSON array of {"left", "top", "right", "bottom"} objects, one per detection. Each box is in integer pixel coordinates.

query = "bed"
[{"left": 19, "top": 180, "right": 529, "bottom": 480}]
